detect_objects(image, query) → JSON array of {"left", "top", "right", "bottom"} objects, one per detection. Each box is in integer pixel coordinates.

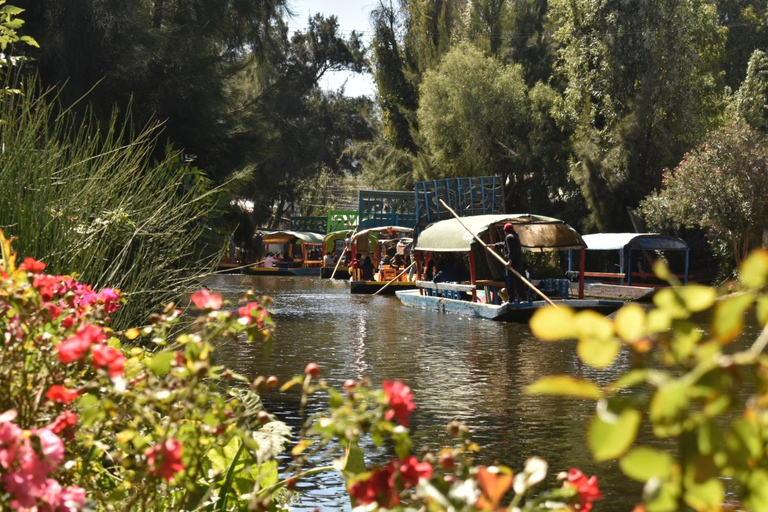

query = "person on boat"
[
  {"left": 361, "top": 256, "right": 375, "bottom": 281},
  {"left": 433, "top": 258, "right": 460, "bottom": 283},
  {"left": 263, "top": 252, "right": 277, "bottom": 268},
  {"left": 494, "top": 223, "right": 527, "bottom": 303},
  {"left": 323, "top": 251, "right": 335, "bottom": 267}
]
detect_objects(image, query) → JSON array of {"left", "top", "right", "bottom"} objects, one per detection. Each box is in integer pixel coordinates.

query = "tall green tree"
[
  {"left": 735, "top": 49, "right": 768, "bottom": 130},
  {"left": 551, "top": 0, "right": 725, "bottom": 230},
  {"left": 418, "top": 44, "right": 576, "bottom": 216},
  {"left": 717, "top": 0, "right": 768, "bottom": 90}
]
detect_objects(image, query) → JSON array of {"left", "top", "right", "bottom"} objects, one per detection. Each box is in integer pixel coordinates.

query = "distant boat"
[
  {"left": 320, "top": 229, "right": 353, "bottom": 279},
  {"left": 569, "top": 233, "right": 691, "bottom": 301},
  {"left": 395, "top": 214, "right": 624, "bottom": 322},
  {"left": 348, "top": 226, "right": 418, "bottom": 295},
  {"left": 246, "top": 230, "right": 324, "bottom": 277}
]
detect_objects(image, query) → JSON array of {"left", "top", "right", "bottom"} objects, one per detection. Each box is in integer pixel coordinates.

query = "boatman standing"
[{"left": 494, "top": 223, "right": 527, "bottom": 303}]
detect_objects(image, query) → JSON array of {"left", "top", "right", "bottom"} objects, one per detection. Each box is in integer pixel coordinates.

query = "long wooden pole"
[
  {"left": 372, "top": 262, "right": 415, "bottom": 296},
  {"left": 438, "top": 200, "right": 558, "bottom": 308},
  {"left": 211, "top": 259, "right": 267, "bottom": 275},
  {"left": 330, "top": 228, "right": 357, "bottom": 280}
]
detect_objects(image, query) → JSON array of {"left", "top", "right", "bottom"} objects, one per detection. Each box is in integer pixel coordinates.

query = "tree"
[
  {"left": 735, "top": 49, "right": 768, "bottom": 131},
  {"left": 551, "top": 0, "right": 725, "bottom": 230},
  {"left": 417, "top": 44, "right": 576, "bottom": 216},
  {"left": 640, "top": 123, "right": 768, "bottom": 266}
]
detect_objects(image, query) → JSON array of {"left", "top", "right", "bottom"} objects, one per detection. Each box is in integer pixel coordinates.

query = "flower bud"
[
  {"left": 304, "top": 362, "right": 320, "bottom": 379},
  {"left": 266, "top": 375, "right": 279, "bottom": 389},
  {"left": 257, "top": 411, "right": 270, "bottom": 424}
]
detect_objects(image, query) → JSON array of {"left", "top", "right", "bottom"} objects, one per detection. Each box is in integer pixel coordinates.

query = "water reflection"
[{"left": 208, "top": 275, "right": 641, "bottom": 510}]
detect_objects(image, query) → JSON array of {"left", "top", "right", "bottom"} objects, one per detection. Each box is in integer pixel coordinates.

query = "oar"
[
  {"left": 330, "top": 228, "right": 358, "bottom": 280},
  {"left": 438, "top": 199, "right": 558, "bottom": 308},
  {"left": 210, "top": 258, "right": 267, "bottom": 275},
  {"left": 373, "top": 262, "right": 415, "bottom": 296}
]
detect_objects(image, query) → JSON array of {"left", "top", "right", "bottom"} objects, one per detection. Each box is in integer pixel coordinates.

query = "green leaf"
[
  {"left": 615, "top": 303, "right": 646, "bottom": 342},
  {"left": 756, "top": 295, "right": 768, "bottom": 327},
  {"left": 76, "top": 394, "right": 104, "bottom": 427},
  {"left": 740, "top": 249, "right": 768, "bottom": 289},
  {"left": 607, "top": 369, "right": 650, "bottom": 393},
  {"left": 149, "top": 351, "right": 175, "bottom": 376},
  {"left": 342, "top": 442, "right": 367, "bottom": 478},
  {"left": 653, "top": 288, "right": 689, "bottom": 320},
  {"left": 577, "top": 336, "right": 621, "bottom": 368},
  {"left": 712, "top": 292, "right": 755, "bottom": 344},
  {"left": 619, "top": 446, "right": 673, "bottom": 482},
  {"left": 647, "top": 308, "right": 673, "bottom": 333},
  {"left": 525, "top": 375, "right": 602, "bottom": 399},
  {"left": 588, "top": 406, "right": 641, "bottom": 461},
  {"left": 745, "top": 470, "right": 768, "bottom": 511},
  {"left": 683, "top": 478, "right": 724, "bottom": 512},
  {"left": 576, "top": 310, "right": 614, "bottom": 340},
  {"left": 649, "top": 381, "right": 689, "bottom": 437},
  {"left": 529, "top": 306, "right": 577, "bottom": 340},
  {"left": 19, "top": 35, "right": 38, "bottom": 47},
  {"left": 0, "top": 5, "right": 23, "bottom": 15},
  {"left": 679, "top": 285, "right": 717, "bottom": 312}
]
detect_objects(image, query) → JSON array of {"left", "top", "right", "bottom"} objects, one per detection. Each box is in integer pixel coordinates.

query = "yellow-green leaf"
[
  {"left": 653, "top": 288, "right": 688, "bottom": 319},
  {"left": 679, "top": 285, "right": 717, "bottom": 312},
  {"left": 647, "top": 308, "right": 672, "bottom": 333},
  {"left": 149, "top": 352, "right": 175, "bottom": 376},
  {"left": 588, "top": 406, "right": 642, "bottom": 462},
  {"left": 615, "top": 303, "right": 646, "bottom": 342},
  {"left": 576, "top": 310, "right": 614, "bottom": 340},
  {"left": 577, "top": 336, "right": 621, "bottom": 368},
  {"left": 683, "top": 478, "right": 724, "bottom": 512},
  {"left": 654, "top": 260, "right": 672, "bottom": 281},
  {"left": 712, "top": 292, "right": 755, "bottom": 344},
  {"left": 650, "top": 382, "right": 689, "bottom": 437},
  {"left": 529, "top": 306, "right": 577, "bottom": 340},
  {"left": 342, "top": 442, "right": 367, "bottom": 477},
  {"left": 607, "top": 369, "right": 650, "bottom": 393},
  {"left": 619, "top": 446, "right": 673, "bottom": 482},
  {"left": 757, "top": 296, "right": 768, "bottom": 328},
  {"left": 524, "top": 375, "right": 602, "bottom": 399},
  {"left": 740, "top": 249, "right": 768, "bottom": 289}
]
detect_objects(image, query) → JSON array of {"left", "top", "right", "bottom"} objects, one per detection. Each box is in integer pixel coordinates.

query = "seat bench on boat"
[
  {"left": 535, "top": 278, "right": 570, "bottom": 299},
  {"left": 417, "top": 281, "right": 476, "bottom": 300}
]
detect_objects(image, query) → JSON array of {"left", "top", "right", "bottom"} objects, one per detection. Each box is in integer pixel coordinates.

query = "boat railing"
[{"left": 416, "top": 281, "right": 476, "bottom": 301}]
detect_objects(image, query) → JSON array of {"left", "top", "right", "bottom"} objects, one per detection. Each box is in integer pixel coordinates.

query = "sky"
[{"left": 285, "top": 0, "right": 378, "bottom": 97}]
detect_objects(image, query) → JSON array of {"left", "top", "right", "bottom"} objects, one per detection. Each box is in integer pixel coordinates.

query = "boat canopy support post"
[
  {"left": 579, "top": 248, "right": 585, "bottom": 299},
  {"left": 684, "top": 249, "right": 690, "bottom": 285},
  {"left": 628, "top": 249, "right": 633, "bottom": 286},
  {"left": 469, "top": 250, "right": 478, "bottom": 302},
  {"left": 619, "top": 248, "right": 625, "bottom": 285}
]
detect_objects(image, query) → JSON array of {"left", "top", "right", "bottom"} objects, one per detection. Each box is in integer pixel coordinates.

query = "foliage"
[
  {"left": 639, "top": 122, "right": 768, "bottom": 266},
  {"left": 735, "top": 49, "right": 768, "bottom": 131},
  {"left": 550, "top": 0, "right": 725, "bottom": 230},
  {"left": 0, "top": 231, "right": 290, "bottom": 510},
  {"left": 0, "top": 82, "right": 223, "bottom": 328},
  {"left": 528, "top": 251, "right": 768, "bottom": 510}
]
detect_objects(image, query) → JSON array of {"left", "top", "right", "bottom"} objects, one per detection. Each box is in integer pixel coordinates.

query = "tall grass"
[{"left": 0, "top": 82, "right": 223, "bottom": 327}]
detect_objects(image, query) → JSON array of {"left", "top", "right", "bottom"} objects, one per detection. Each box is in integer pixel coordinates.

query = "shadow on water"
[{"left": 208, "top": 275, "right": 646, "bottom": 510}]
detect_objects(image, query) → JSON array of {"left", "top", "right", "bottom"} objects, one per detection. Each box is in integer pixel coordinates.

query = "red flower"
[
  {"left": 145, "top": 439, "right": 184, "bottom": 481},
  {"left": 190, "top": 289, "right": 222, "bottom": 310},
  {"left": 394, "top": 456, "right": 433, "bottom": 489},
  {"left": 48, "top": 412, "right": 77, "bottom": 435},
  {"left": 91, "top": 344, "right": 126, "bottom": 378},
  {"left": 57, "top": 324, "right": 105, "bottom": 363},
  {"left": 564, "top": 468, "right": 602, "bottom": 512},
  {"left": 382, "top": 380, "right": 416, "bottom": 427},
  {"left": 349, "top": 465, "right": 399, "bottom": 508},
  {"left": 20, "top": 257, "right": 46, "bottom": 274},
  {"left": 33, "top": 275, "right": 60, "bottom": 302},
  {"left": 238, "top": 302, "right": 268, "bottom": 327},
  {"left": 45, "top": 386, "right": 78, "bottom": 404}
]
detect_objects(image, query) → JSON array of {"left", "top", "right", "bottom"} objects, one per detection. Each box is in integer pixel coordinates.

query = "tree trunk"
[
  {"left": 762, "top": 229, "right": 768, "bottom": 249},
  {"left": 153, "top": 0, "right": 164, "bottom": 29}
]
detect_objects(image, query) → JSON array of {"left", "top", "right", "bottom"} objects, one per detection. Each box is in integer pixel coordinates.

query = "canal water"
[{"left": 208, "top": 274, "right": 643, "bottom": 510}]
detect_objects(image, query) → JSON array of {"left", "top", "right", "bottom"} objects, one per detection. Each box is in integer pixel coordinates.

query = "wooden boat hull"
[
  {"left": 350, "top": 280, "right": 418, "bottom": 295},
  {"left": 244, "top": 266, "right": 320, "bottom": 277},
  {"left": 321, "top": 266, "right": 350, "bottom": 279},
  {"left": 572, "top": 282, "right": 655, "bottom": 302},
  {"left": 395, "top": 290, "right": 624, "bottom": 323},
  {"left": 216, "top": 262, "right": 242, "bottom": 274}
]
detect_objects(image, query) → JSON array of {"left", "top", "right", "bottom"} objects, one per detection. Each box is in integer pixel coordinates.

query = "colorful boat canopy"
[
  {"left": 582, "top": 233, "right": 688, "bottom": 251},
  {"left": 260, "top": 230, "right": 325, "bottom": 244},
  {"left": 352, "top": 226, "right": 414, "bottom": 241},
  {"left": 415, "top": 214, "right": 586, "bottom": 253}
]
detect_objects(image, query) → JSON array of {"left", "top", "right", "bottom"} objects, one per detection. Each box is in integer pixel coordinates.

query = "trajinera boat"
[
  {"left": 320, "top": 230, "right": 353, "bottom": 279},
  {"left": 395, "top": 214, "right": 624, "bottom": 322},
  {"left": 348, "top": 226, "right": 417, "bottom": 294},
  {"left": 568, "top": 233, "right": 691, "bottom": 301},
  {"left": 247, "top": 230, "right": 324, "bottom": 276}
]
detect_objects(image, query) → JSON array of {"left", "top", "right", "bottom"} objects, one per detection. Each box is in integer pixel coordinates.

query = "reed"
[{"left": 0, "top": 83, "right": 222, "bottom": 327}]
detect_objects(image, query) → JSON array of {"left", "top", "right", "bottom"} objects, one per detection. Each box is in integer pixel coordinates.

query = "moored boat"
[
  {"left": 395, "top": 214, "right": 624, "bottom": 322},
  {"left": 348, "top": 226, "right": 417, "bottom": 294},
  {"left": 246, "top": 230, "right": 324, "bottom": 276},
  {"left": 320, "top": 229, "right": 353, "bottom": 279}
]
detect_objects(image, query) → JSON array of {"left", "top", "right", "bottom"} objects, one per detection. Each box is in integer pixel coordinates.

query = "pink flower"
[
  {"left": 0, "top": 413, "right": 23, "bottom": 470},
  {"left": 382, "top": 380, "right": 416, "bottom": 427},
  {"left": 564, "top": 468, "right": 602, "bottom": 512},
  {"left": 20, "top": 257, "right": 46, "bottom": 274},
  {"left": 59, "top": 485, "right": 86, "bottom": 511},
  {"left": 191, "top": 289, "right": 222, "bottom": 310},
  {"left": 91, "top": 344, "right": 126, "bottom": 378},
  {"left": 349, "top": 465, "right": 398, "bottom": 507},
  {"left": 36, "top": 428, "right": 65, "bottom": 467},
  {"left": 98, "top": 288, "right": 122, "bottom": 315},
  {"left": 238, "top": 302, "right": 268, "bottom": 327},
  {"left": 46, "top": 386, "right": 79, "bottom": 404},
  {"left": 394, "top": 456, "right": 432, "bottom": 488},
  {"left": 145, "top": 439, "right": 184, "bottom": 481},
  {"left": 48, "top": 412, "right": 78, "bottom": 435},
  {"left": 57, "top": 324, "right": 105, "bottom": 363}
]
